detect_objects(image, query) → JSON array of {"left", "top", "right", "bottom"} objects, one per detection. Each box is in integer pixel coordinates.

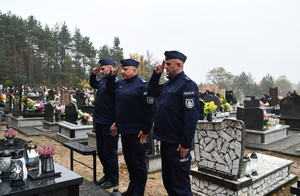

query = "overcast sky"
[{"left": 2, "top": 0, "right": 300, "bottom": 85}]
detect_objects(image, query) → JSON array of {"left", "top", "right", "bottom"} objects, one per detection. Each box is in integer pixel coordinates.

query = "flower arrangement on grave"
[
  {"left": 263, "top": 115, "right": 271, "bottom": 129},
  {"left": 38, "top": 145, "right": 56, "bottom": 173},
  {"left": 55, "top": 104, "right": 65, "bottom": 118},
  {"left": 0, "top": 94, "right": 6, "bottom": 104},
  {"left": 4, "top": 127, "right": 17, "bottom": 139},
  {"left": 4, "top": 127, "right": 17, "bottom": 145},
  {"left": 220, "top": 95, "right": 232, "bottom": 112},
  {"left": 204, "top": 101, "right": 217, "bottom": 117},
  {"left": 38, "top": 145, "right": 56, "bottom": 158},
  {"left": 20, "top": 95, "right": 44, "bottom": 112},
  {"left": 78, "top": 110, "right": 93, "bottom": 125}
]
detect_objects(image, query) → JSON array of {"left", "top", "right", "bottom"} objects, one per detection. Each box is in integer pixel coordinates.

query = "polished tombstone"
[
  {"left": 191, "top": 119, "right": 296, "bottom": 196},
  {"left": 269, "top": 87, "right": 279, "bottom": 106},
  {"left": 40, "top": 103, "right": 59, "bottom": 132},
  {"left": 64, "top": 102, "right": 78, "bottom": 125},
  {"left": 279, "top": 92, "right": 300, "bottom": 130},
  {"left": 243, "top": 96, "right": 260, "bottom": 108},
  {"left": 0, "top": 162, "right": 83, "bottom": 196},
  {"left": 44, "top": 103, "right": 54, "bottom": 122},
  {"left": 203, "top": 93, "right": 221, "bottom": 110},
  {"left": 236, "top": 107, "right": 264, "bottom": 130}
]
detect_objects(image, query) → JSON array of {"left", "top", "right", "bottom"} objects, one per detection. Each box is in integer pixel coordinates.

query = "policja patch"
[{"left": 185, "top": 98, "right": 194, "bottom": 109}]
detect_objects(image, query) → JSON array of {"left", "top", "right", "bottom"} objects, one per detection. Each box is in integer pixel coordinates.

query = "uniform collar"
[
  {"left": 125, "top": 74, "right": 138, "bottom": 83},
  {"left": 167, "top": 71, "right": 185, "bottom": 82}
]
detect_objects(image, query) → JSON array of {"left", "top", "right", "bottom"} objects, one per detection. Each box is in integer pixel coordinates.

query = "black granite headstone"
[
  {"left": 75, "top": 91, "right": 85, "bottom": 106},
  {"left": 44, "top": 103, "right": 54, "bottom": 122},
  {"left": 243, "top": 96, "right": 259, "bottom": 108},
  {"left": 225, "top": 90, "right": 233, "bottom": 104},
  {"left": 64, "top": 102, "right": 78, "bottom": 124},
  {"left": 203, "top": 94, "right": 221, "bottom": 109},
  {"left": 269, "top": 87, "right": 279, "bottom": 106},
  {"left": 280, "top": 93, "right": 300, "bottom": 117},
  {"left": 48, "top": 90, "right": 55, "bottom": 100},
  {"left": 236, "top": 107, "right": 264, "bottom": 130}
]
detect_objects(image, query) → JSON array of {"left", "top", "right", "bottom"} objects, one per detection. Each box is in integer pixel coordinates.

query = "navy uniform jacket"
[
  {"left": 148, "top": 71, "right": 199, "bottom": 148},
  {"left": 112, "top": 75, "right": 154, "bottom": 135},
  {"left": 89, "top": 73, "right": 116, "bottom": 125}
]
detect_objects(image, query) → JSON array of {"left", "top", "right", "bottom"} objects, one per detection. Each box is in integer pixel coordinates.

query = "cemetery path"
[{"left": 1, "top": 126, "right": 299, "bottom": 196}]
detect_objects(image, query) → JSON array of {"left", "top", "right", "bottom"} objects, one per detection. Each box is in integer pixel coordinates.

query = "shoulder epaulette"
[
  {"left": 184, "top": 75, "right": 191, "bottom": 82},
  {"left": 139, "top": 78, "right": 147, "bottom": 83}
]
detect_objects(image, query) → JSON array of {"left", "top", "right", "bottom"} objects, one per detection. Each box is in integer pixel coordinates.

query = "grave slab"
[
  {"left": 10, "top": 115, "right": 43, "bottom": 128},
  {"left": 191, "top": 153, "right": 296, "bottom": 196},
  {"left": 57, "top": 121, "right": 93, "bottom": 142},
  {"left": 245, "top": 125, "right": 289, "bottom": 144}
]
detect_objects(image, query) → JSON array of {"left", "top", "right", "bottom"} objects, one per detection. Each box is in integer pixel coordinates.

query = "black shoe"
[
  {"left": 95, "top": 176, "right": 106, "bottom": 185},
  {"left": 100, "top": 181, "right": 119, "bottom": 189}
]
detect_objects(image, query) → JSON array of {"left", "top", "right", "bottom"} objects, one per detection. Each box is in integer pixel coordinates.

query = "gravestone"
[
  {"left": 64, "top": 102, "right": 78, "bottom": 124},
  {"left": 244, "top": 96, "right": 259, "bottom": 108},
  {"left": 44, "top": 103, "right": 54, "bottom": 122},
  {"left": 225, "top": 90, "right": 233, "bottom": 104},
  {"left": 280, "top": 92, "right": 300, "bottom": 117},
  {"left": 193, "top": 119, "right": 246, "bottom": 180},
  {"left": 236, "top": 107, "right": 264, "bottom": 130},
  {"left": 48, "top": 90, "right": 55, "bottom": 100},
  {"left": 75, "top": 91, "right": 85, "bottom": 106},
  {"left": 203, "top": 94, "right": 221, "bottom": 109},
  {"left": 269, "top": 87, "right": 279, "bottom": 106},
  {"left": 279, "top": 92, "right": 300, "bottom": 130}
]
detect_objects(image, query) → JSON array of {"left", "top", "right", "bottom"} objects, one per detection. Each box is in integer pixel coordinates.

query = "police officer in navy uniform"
[
  {"left": 109, "top": 59, "right": 154, "bottom": 196},
  {"left": 89, "top": 59, "right": 119, "bottom": 189},
  {"left": 147, "top": 51, "right": 199, "bottom": 196}
]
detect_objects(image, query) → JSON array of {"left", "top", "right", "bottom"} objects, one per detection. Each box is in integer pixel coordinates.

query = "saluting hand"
[
  {"left": 92, "top": 66, "right": 100, "bottom": 74},
  {"left": 110, "top": 123, "right": 118, "bottom": 137},
  {"left": 138, "top": 131, "right": 148, "bottom": 144},
  {"left": 154, "top": 60, "right": 165, "bottom": 74},
  {"left": 110, "top": 65, "right": 120, "bottom": 77},
  {"left": 177, "top": 144, "right": 190, "bottom": 158}
]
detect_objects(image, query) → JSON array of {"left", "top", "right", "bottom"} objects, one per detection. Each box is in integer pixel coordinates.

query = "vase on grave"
[
  {"left": 40, "top": 155, "right": 55, "bottom": 174},
  {"left": 0, "top": 148, "right": 12, "bottom": 178},
  {"left": 206, "top": 113, "right": 213, "bottom": 122},
  {"left": 9, "top": 150, "right": 26, "bottom": 186}
]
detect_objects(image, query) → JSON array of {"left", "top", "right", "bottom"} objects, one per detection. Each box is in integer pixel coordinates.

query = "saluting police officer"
[
  {"left": 147, "top": 51, "right": 199, "bottom": 196},
  {"left": 89, "top": 59, "right": 119, "bottom": 189},
  {"left": 109, "top": 59, "right": 155, "bottom": 196}
]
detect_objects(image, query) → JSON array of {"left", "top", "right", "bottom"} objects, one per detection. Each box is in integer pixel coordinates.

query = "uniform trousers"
[
  {"left": 95, "top": 123, "right": 119, "bottom": 184},
  {"left": 121, "top": 134, "right": 148, "bottom": 196},
  {"left": 160, "top": 141, "right": 192, "bottom": 196}
]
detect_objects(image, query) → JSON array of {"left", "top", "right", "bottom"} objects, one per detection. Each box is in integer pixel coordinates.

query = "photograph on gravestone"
[
  {"left": 236, "top": 107, "right": 264, "bottom": 130},
  {"left": 64, "top": 102, "right": 78, "bottom": 124},
  {"left": 44, "top": 103, "right": 54, "bottom": 122}
]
